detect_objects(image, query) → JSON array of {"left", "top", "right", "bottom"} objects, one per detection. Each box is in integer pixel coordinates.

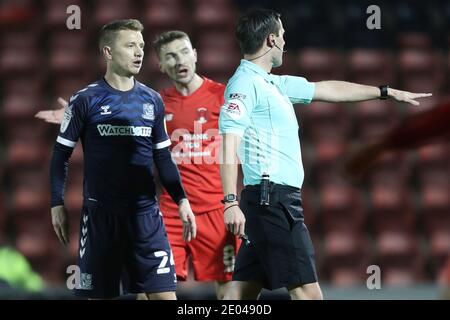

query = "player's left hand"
[
  {"left": 388, "top": 89, "right": 432, "bottom": 106},
  {"left": 178, "top": 198, "right": 197, "bottom": 242},
  {"left": 34, "top": 97, "right": 67, "bottom": 124}
]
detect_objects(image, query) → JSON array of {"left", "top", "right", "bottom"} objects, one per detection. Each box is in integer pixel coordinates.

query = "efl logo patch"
[
  {"left": 60, "top": 104, "right": 73, "bottom": 133},
  {"left": 143, "top": 103, "right": 155, "bottom": 120},
  {"left": 229, "top": 93, "right": 246, "bottom": 100}
]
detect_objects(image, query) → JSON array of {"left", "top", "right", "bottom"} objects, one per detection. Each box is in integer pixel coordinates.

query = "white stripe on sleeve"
[
  {"left": 56, "top": 136, "right": 77, "bottom": 148},
  {"left": 154, "top": 139, "right": 171, "bottom": 149}
]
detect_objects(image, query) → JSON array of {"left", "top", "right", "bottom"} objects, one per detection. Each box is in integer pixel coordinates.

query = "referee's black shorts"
[{"left": 233, "top": 184, "right": 318, "bottom": 290}]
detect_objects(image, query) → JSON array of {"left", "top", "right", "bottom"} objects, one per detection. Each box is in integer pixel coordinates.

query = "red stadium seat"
[
  {"left": 197, "top": 46, "right": 240, "bottom": 76},
  {"left": 1, "top": 91, "right": 44, "bottom": 120},
  {"left": 364, "top": 151, "right": 411, "bottom": 187},
  {"left": 6, "top": 141, "right": 48, "bottom": 170},
  {"left": 414, "top": 143, "right": 449, "bottom": 176},
  {"left": 2, "top": 76, "right": 44, "bottom": 97},
  {"left": 311, "top": 139, "right": 349, "bottom": 186},
  {"left": 303, "top": 102, "right": 349, "bottom": 143},
  {"left": 382, "top": 267, "right": 424, "bottom": 286},
  {"left": 376, "top": 230, "right": 419, "bottom": 261},
  {"left": 353, "top": 100, "right": 399, "bottom": 142},
  {"left": 369, "top": 184, "right": 416, "bottom": 234},
  {"left": 329, "top": 265, "right": 368, "bottom": 287},
  {"left": 94, "top": 0, "right": 137, "bottom": 28},
  {"left": 376, "top": 230, "right": 424, "bottom": 285},
  {"left": 296, "top": 49, "right": 344, "bottom": 81},
  {"left": 10, "top": 184, "right": 48, "bottom": 217},
  {"left": 397, "top": 32, "right": 432, "bottom": 49},
  {"left": 3, "top": 117, "right": 48, "bottom": 141},
  {"left": 51, "top": 76, "right": 94, "bottom": 100},
  {"left": 322, "top": 231, "right": 371, "bottom": 282},
  {"left": 0, "top": 47, "right": 40, "bottom": 76},
  {"left": 48, "top": 31, "right": 90, "bottom": 75},
  {"left": 398, "top": 49, "right": 440, "bottom": 76},
  {"left": 15, "top": 226, "right": 65, "bottom": 285},
  {"left": 420, "top": 183, "right": 450, "bottom": 235},
  {"left": 196, "top": 32, "right": 240, "bottom": 75},
  {"left": 0, "top": 29, "right": 39, "bottom": 51},
  {"left": 398, "top": 49, "right": 445, "bottom": 92},
  {"left": 193, "top": 0, "right": 236, "bottom": 31},
  {"left": 14, "top": 222, "right": 52, "bottom": 260},
  {"left": 143, "top": 0, "right": 187, "bottom": 30},
  {"left": 429, "top": 230, "right": 450, "bottom": 272},
  {"left": 318, "top": 183, "right": 366, "bottom": 233},
  {"left": 348, "top": 49, "right": 395, "bottom": 85}
]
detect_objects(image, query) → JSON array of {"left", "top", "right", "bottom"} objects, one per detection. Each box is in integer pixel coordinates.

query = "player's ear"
[
  {"left": 158, "top": 61, "right": 165, "bottom": 74},
  {"left": 193, "top": 48, "right": 198, "bottom": 63},
  {"left": 267, "top": 33, "right": 276, "bottom": 48},
  {"left": 103, "top": 46, "right": 113, "bottom": 61}
]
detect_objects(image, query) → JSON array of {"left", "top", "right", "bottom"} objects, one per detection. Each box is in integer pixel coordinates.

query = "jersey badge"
[
  {"left": 196, "top": 107, "right": 208, "bottom": 124},
  {"left": 143, "top": 103, "right": 155, "bottom": 120}
]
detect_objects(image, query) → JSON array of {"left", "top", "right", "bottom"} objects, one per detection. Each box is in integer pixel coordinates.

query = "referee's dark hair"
[{"left": 236, "top": 8, "right": 281, "bottom": 55}]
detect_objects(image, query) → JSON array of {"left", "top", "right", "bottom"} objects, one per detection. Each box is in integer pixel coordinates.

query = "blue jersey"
[{"left": 56, "top": 78, "right": 171, "bottom": 207}]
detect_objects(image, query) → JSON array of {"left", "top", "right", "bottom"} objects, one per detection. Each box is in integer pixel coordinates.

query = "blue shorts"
[{"left": 73, "top": 202, "right": 176, "bottom": 299}]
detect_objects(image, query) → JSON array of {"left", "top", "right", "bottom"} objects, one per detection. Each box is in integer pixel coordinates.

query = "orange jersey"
[{"left": 159, "top": 77, "right": 225, "bottom": 216}]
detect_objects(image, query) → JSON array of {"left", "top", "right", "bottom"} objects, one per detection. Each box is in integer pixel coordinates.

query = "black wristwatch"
[
  {"left": 222, "top": 194, "right": 238, "bottom": 203},
  {"left": 379, "top": 85, "right": 389, "bottom": 100}
]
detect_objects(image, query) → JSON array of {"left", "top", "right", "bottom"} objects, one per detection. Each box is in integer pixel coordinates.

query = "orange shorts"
[{"left": 163, "top": 207, "right": 241, "bottom": 282}]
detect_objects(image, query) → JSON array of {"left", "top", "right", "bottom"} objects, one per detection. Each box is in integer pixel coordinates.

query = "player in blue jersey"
[{"left": 50, "top": 19, "right": 196, "bottom": 300}]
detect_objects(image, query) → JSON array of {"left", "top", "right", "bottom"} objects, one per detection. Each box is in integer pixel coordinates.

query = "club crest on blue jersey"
[{"left": 143, "top": 103, "right": 155, "bottom": 120}]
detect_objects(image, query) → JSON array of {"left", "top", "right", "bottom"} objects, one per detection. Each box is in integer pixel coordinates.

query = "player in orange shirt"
[{"left": 35, "top": 30, "right": 240, "bottom": 299}]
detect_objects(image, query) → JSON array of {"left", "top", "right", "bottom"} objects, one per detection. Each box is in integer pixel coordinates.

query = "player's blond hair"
[{"left": 98, "top": 19, "right": 144, "bottom": 52}]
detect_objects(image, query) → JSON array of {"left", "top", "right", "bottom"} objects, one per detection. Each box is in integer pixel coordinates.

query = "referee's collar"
[{"left": 240, "top": 59, "right": 273, "bottom": 82}]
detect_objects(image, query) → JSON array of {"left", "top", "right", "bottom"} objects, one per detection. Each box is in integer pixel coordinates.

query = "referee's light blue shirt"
[{"left": 219, "top": 59, "right": 315, "bottom": 188}]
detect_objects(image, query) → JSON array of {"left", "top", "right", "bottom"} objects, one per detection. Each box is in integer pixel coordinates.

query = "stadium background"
[{"left": 0, "top": 0, "right": 449, "bottom": 299}]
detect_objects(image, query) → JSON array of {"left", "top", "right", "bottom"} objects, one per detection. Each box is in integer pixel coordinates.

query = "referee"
[{"left": 219, "top": 8, "right": 432, "bottom": 300}]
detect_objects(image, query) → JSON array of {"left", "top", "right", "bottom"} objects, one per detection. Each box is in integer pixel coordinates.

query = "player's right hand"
[
  {"left": 34, "top": 97, "right": 67, "bottom": 124},
  {"left": 224, "top": 203, "right": 246, "bottom": 237},
  {"left": 178, "top": 198, "right": 197, "bottom": 242},
  {"left": 51, "top": 205, "right": 70, "bottom": 245}
]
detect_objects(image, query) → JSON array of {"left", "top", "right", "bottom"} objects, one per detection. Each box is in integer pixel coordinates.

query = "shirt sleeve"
[
  {"left": 56, "top": 94, "right": 88, "bottom": 148},
  {"left": 153, "top": 94, "right": 171, "bottom": 149},
  {"left": 219, "top": 77, "right": 257, "bottom": 137},
  {"left": 277, "top": 75, "right": 316, "bottom": 104}
]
